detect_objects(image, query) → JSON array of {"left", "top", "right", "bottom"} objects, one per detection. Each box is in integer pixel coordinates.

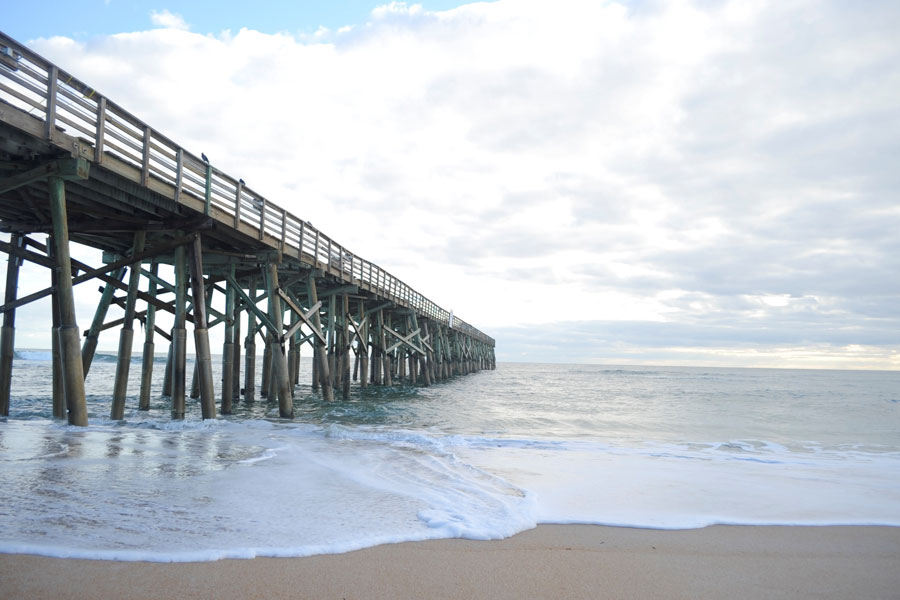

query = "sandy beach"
[{"left": 2, "top": 524, "right": 898, "bottom": 599}]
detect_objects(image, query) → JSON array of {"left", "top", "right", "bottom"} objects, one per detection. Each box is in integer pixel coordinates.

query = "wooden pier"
[{"left": 0, "top": 32, "right": 495, "bottom": 424}]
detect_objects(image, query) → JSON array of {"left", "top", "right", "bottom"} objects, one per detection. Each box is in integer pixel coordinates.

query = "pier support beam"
[
  {"left": 419, "top": 320, "right": 432, "bottom": 387},
  {"left": 266, "top": 263, "right": 293, "bottom": 418},
  {"left": 138, "top": 261, "right": 158, "bottom": 410},
  {"left": 221, "top": 264, "right": 235, "bottom": 415},
  {"left": 233, "top": 302, "right": 241, "bottom": 400},
  {"left": 342, "top": 295, "right": 350, "bottom": 399},
  {"left": 291, "top": 327, "right": 301, "bottom": 386},
  {"left": 244, "top": 276, "right": 257, "bottom": 402},
  {"left": 188, "top": 235, "right": 215, "bottom": 419},
  {"left": 171, "top": 242, "right": 187, "bottom": 419},
  {"left": 47, "top": 176, "right": 87, "bottom": 426},
  {"left": 50, "top": 236, "right": 64, "bottom": 418},
  {"left": 372, "top": 309, "right": 382, "bottom": 386},
  {"left": 0, "top": 233, "right": 23, "bottom": 416},
  {"left": 111, "top": 231, "right": 145, "bottom": 420},
  {"left": 380, "top": 311, "right": 392, "bottom": 387},
  {"left": 358, "top": 302, "right": 368, "bottom": 389},
  {"left": 307, "top": 275, "right": 333, "bottom": 401},
  {"left": 81, "top": 268, "right": 124, "bottom": 378},
  {"left": 261, "top": 338, "right": 271, "bottom": 398},
  {"left": 288, "top": 309, "right": 299, "bottom": 387},
  {"left": 162, "top": 339, "right": 173, "bottom": 397},
  {"left": 327, "top": 294, "right": 337, "bottom": 391}
]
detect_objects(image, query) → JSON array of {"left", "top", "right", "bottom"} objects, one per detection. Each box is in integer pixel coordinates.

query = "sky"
[{"left": 1, "top": 0, "right": 899, "bottom": 369}]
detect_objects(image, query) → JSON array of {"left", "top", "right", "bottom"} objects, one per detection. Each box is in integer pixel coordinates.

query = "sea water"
[{"left": 1, "top": 353, "right": 898, "bottom": 561}]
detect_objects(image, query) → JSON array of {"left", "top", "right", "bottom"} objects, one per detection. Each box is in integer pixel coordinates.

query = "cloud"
[
  {"left": 149, "top": 9, "right": 190, "bottom": 31},
  {"left": 12, "top": 0, "right": 900, "bottom": 367}
]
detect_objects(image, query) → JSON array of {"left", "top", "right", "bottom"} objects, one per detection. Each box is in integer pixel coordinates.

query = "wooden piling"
[
  {"left": 358, "top": 301, "right": 369, "bottom": 389},
  {"left": 260, "top": 340, "right": 271, "bottom": 398},
  {"left": 171, "top": 242, "right": 187, "bottom": 419},
  {"left": 188, "top": 235, "right": 216, "bottom": 419},
  {"left": 288, "top": 309, "right": 299, "bottom": 387},
  {"left": 307, "top": 275, "right": 333, "bottom": 401},
  {"left": 328, "top": 294, "right": 337, "bottom": 391},
  {"left": 244, "top": 276, "right": 257, "bottom": 402},
  {"left": 267, "top": 341, "right": 278, "bottom": 400},
  {"left": 372, "top": 310, "right": 382, "bottom": 386},
  {"left": 0, "top": 233, "right": 23, "bottom": 416},
  {"left": 49, "top": 236, "right": 64, "bottom": 419},
  {"left": 111, "top": 231, "right": 145, "bottom": 420},
  {"left": 138, "top": 261, "right": 158, "bottom": 410},
  {"left": 381, "top": 311, "right": 392, "bottom": 386},
  {"left": 291, "top": 329, "right": 301, "bottom": 386},
  {"left": 190, "top": 361, "right": 200, "bottom": 399},
  {"left": 233, "top": 304, "right": 242, "bottom": 399},
  {"left": 47, "top": 176, "right": 87, "bottom": 426},
  {"left": 162, "top": 340, "right": 173, "bottom": 397},
  {"left": 266, "top": 262, "right": 293, "bottom": 418},
  {"left": 312, "top": 345, "right": 320, "bottom": 391},
  {"left": 419, "top": 320, "right": 431, "bottom": 387},
  {"left": 221, "top": 264, "right": 235, "bottom": 415},
  {"left": 422, "top": 321, "right": 434, "bottom": 386},
  {"left": 340, "top": 295, "right": 350, "bottom": 398}
]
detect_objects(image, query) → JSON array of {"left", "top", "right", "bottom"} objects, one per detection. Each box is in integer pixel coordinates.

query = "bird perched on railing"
[
  {"left": 239, "top": 178, "right": 245, "bottom": 185},
  {"left": 201, "top": 152, "right": 209, "bottom": 163}
]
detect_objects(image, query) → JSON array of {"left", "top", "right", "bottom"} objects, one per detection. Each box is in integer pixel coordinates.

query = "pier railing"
[{"left": 0, "top": 32, "right": 493, "bottom": 346}]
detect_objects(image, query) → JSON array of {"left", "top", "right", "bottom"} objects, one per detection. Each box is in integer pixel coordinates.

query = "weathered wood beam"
[
  {"left": 111, "top": 231, "right": 145, "bottom": 420},
  {"left": 277, "top": 288, "right": 325, "bottom": 345},
  {"left": 267, "top": 263, "right": 293, "bottom": 417},
  {"left": 47, "top": 176, "right": 87, "bottom": 426},
  {"left": 244, "top": 275, "right": 257, "bottom": 402},
  {"left": 188, "top": 235, "right": 216, "bottom": 419},
  {"left": 384, "top": 326, "right": 425, "bottom": 356},
  {"left": 0, "top": 233, "right": 23, "bottom": 416},
  {"left": 0, "top": 157, "right": 89, "bottom": 195},
  {"left": 225, "top": 272, "right": 279, "bottom": 335}
]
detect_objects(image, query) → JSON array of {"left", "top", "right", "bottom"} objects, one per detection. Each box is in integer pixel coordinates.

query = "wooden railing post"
[
  {"left": 204, "top": 164, "right": 212, "bottom": 215},
  {"left": 174, "top": 148, "right": 183, "bottom": 204},
  {"left": 234, "top": 179, "right": 242, "bottom": 229},
  {"left": 94, "top": 96, "right": 106, "bottom": 163},
  {"left": 259, "top": 198, "right": 266, "bottom": 240},
  {"left": 45, "top": 65, "right": 58, "bottom": 140},
  {"left": 141, "top": 126, "right": 151, "bottom": 187}
]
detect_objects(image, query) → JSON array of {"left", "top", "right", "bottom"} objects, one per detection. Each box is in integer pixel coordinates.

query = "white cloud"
[
  {"left": 371, "top": 2, "right": 424, "bottom": 19},
  {"left": 13, "top": 0, "right": 900, "bottom": 367},
  {"left": 149, "top": 9, "right": 190, "bottom": 31}
]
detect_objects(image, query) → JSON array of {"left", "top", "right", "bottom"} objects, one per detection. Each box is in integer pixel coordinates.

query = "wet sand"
[{"left": 2, "top": 524, "right": 899, "bottom": 599}]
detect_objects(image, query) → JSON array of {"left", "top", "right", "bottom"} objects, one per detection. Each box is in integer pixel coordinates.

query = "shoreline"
[{"left": 2, "top": 524, "right": 899, "bottom": 599}]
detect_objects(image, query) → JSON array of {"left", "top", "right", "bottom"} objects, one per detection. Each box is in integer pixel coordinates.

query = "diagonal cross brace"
[
  {"left": 277, "top": 288, "right": 326, "bottom": 346},
  {"left": 418, "top": 330, "right": 433, "bottom": 353},
  {"left": 385, "top": 327, "right": 425, "bottom": 356},
  {"left": 225, "top": 272, "right": 279, "bottom": 335},
  {"left": 346, "top": 311, "right": 369, "bottom": 349}
]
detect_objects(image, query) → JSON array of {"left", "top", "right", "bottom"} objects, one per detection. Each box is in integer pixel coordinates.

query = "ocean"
[{"left": 1, "top": 352, "right": 898, "bottom": 562}]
